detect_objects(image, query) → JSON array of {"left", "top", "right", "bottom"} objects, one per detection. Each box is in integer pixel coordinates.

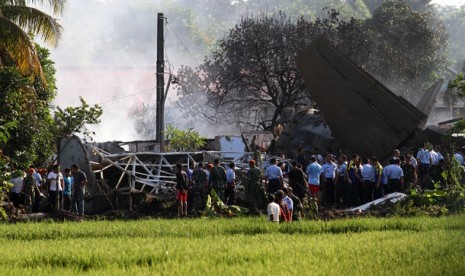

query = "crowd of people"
[
  {"left": 175, "top": 142, "right": 464, "bottom": 222},
  {"left": 8, "top": 164, "right": 88, "bottom": 216}
]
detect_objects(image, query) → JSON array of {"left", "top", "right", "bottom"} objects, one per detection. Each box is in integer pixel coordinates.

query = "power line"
[
  {"left": 96, "top": 89, "right": 153, "bottom": 105},
  {"left": 165, "top": 19, "right": 201, "bottom": 65}
]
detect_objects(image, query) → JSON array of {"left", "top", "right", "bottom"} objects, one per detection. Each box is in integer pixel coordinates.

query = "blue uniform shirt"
[{"left": 306, "top": 162, "right": 322, "bottom": 185}]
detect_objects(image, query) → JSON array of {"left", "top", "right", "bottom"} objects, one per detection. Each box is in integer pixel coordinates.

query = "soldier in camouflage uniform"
[
  {"left": 192, "top": 163, "right": 208, "bottom": 212},
  {"left": 22, "top": 168, "right": 39, "bottom": 213},
  {"left": 246, "top": 160, "right": 263, "bottom": 215},
  {"left": 210, "top": 159, "right": 227, "bottom": 203}
]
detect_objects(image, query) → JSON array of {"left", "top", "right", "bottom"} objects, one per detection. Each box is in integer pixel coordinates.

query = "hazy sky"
[
  {"left": 432, "top": 0, "right": 465, "bottom": 6},
  {"left": 45, "top": 0, "right": 464, "bottom": 142}
]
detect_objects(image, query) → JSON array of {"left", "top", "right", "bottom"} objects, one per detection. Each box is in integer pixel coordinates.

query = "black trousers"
[
  {"left": 225, "top": 184, "right": 235, "bottom": 205},
  {"left": 324, "top": 178, "right": 335, "bottom": 204},
  {"left": 267, "top": 179, "right": 282, "bottom": 194},
  {"left": 388, "top": 179, "right": 401, "bottom": 193}
]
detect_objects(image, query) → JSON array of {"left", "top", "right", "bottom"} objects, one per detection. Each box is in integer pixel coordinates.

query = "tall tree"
[
  {"left": 176, "top": 11, "right": 369, "bottom": 130},
  {"left": 0, "top": 0, "right": 64, "bottom": 82},
  {"left": 363, "top": 0, "right": 447, "bottom": 102}
]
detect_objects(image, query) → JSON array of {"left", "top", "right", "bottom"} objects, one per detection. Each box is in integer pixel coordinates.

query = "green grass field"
[{"left": 0, "top": 215, "right": 464, "bottom": 275}]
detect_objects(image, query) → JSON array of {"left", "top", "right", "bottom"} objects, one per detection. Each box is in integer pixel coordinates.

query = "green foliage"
[
  {"left": 54, "top": 97, "right": 103, "bottom": 139},
  {"left": 163, "top": 124, "right": 206, "bottom": 152},
  {"left": 450, "top": 73, "right": 465, "bottom": 96},
  {"left": 0, "top": 216, "right": 464, "bottom": 274},
  {"left": 364, "top": 0, "right": 448, "bottom": 101},
  {"left": 0, "top": 122, "right": 15, "bottom": 221}
]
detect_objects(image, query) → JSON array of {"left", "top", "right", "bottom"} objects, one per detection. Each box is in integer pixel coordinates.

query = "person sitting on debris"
[
  {"left": 282, "top": 187, "right": 294, "bottom": 222},
  {"left": 265, "top": 158, "right": 283, "bottom": 195},
  {"left": 21, "top": 168, "right": 40, "bottom": 213},
  {"left": 210, "top": 159, "right": 227, "bottom": 203},
  {"left": 176, "top": 163, "right": 188, "bottom": 217},
  {"left": 267, "top": 194, "right": 280, "bottom": 223},
  {"left": 286, "top": 187, "right": 302, "bottom": 221},
  {"left": 225, "top": 162, "right": 236, "bottom": 206},
  {"left": 274, "top": 190, "right": 290, "bottom": 222}
]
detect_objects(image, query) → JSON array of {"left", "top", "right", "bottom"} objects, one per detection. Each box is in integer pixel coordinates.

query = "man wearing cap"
[
  {"left": 247, "top": 160, "right": 262, "bottom": 214},
  {"left": 265, "top": 158, "right": 283, "bottom": 194}
]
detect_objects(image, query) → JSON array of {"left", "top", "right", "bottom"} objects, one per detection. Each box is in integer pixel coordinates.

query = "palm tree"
[{"left": 0, "top": 0, "right": 65, "bottom": 83}]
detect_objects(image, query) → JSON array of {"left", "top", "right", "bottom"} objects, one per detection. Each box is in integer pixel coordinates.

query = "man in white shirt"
[
  {"left": 225, "top": 162, "right": 236, "bottom": 206},
  {"left": 267, "top": 194, "right": 280, "bottom": 223},
  {"left": 47, "top": 165, "right": 64, "bottom": 211},
  {"left": 321, "top": 154, "right": 338, "bottom": 205},
  {"left": 416, "top": 143, "right": 431, "bottom": 187},
  {"left": 265, "top": 158, "right": 283, "bottom": 194}
]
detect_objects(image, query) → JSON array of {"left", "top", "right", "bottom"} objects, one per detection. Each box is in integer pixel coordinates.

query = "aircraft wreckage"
[
  {"left": 277, "top": 39, "right": 459, "bottom": 160},
  {"left": 58, "top": 39, "right": 462, "bottom": 214}
]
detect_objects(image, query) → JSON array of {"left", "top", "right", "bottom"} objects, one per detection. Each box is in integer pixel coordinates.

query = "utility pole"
[{"left": 156, "top": 13, "right": 165, "bottom": 152}]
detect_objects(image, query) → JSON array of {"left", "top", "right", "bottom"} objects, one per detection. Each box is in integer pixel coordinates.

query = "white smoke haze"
[{"left": 44, "top": 0, "right": 464, "bottom": 142}]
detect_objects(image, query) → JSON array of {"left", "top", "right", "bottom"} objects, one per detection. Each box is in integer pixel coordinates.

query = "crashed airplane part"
[{"left": 296, "top": 39, "right": 427, "bottom": 160}]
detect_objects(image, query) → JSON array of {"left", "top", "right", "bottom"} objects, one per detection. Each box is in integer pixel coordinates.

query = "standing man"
[
  {"left": 306, "top": 156, "right": 322, "bottom": 201},
  {"left": 288, "top": 161, "right": 309, "bottom": 202},
  {"left": 192, "top": 162, "right": 208, "bottom": 212},
  {"left": 321, "top": 154, "right": 338, "bottom": 206},
  {"left": 370, "top": 157, "right": 383, "bottom": 200},
  {"left": 247, "top": 160, "right": 262, "bottom": 215},
  {"left": 265, "top": 158, "right": 283, "bottom": 194},
  {"left": 47, "top": 165, "right": 64, "bottom": 211},
  {"left": 176, "top": 163, "right": 188, "bottom": 217},
  {"left": 336, "top": 155, "right": 348, "bottom": 207},
  {"left": 62, "top": 168, "right": 73, "bottom": 212},
  {"left": 388, "top": 159, "right": 404, "bottom": 193},
  {"left": 71, "top": 164, "right": 87, "bottom": 216},
  {"left": 225, "top": 162, "right": 236, "bottom": 205},
  {"left": 416, "top": 143, "right": 432, "bottom": 187},
  {"left": 210, "top": 159, "right": 227, "bottom": 202},
  {"left": 22, "top": 168, "right": 40, "bottom": 213}
]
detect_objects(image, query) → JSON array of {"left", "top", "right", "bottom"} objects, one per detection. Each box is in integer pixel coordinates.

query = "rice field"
[{"left": 0, "top": 215, "right": 464, "bottom": 275}]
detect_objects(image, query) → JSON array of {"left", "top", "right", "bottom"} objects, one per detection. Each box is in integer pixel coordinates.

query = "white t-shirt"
[
  {"left": 47, "top": 171, "right": 63, "bottom": 191},
  {"left": 267, "top": 202, "right": 280, "bottom": 222}
]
